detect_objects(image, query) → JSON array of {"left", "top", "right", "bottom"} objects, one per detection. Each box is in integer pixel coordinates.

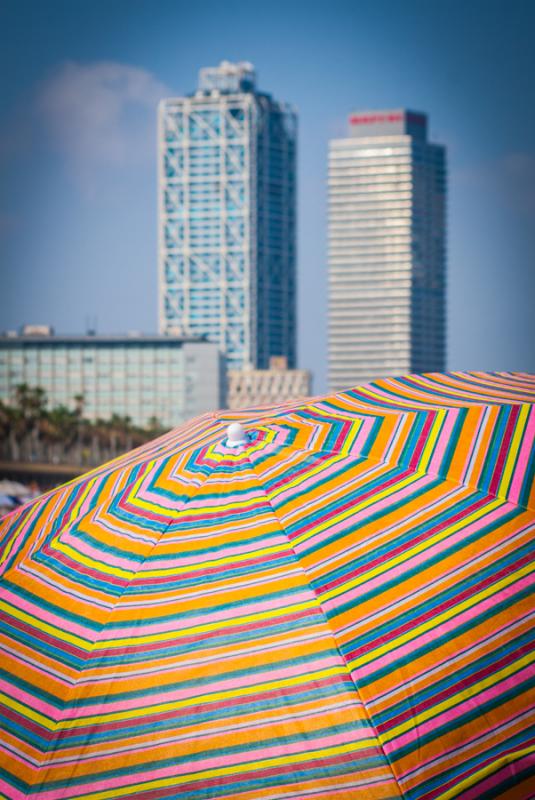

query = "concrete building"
[
  {"left": 0, "top": 328, "right": 225, "bottom": 428},
  {"left": 227, "top": 357, "right": 311, "bottom": 409},
  {"left": 158, "top": 61, "right": 297, "bottom": 370},
  {"left": 328, "top": 110, "right": 447, "bottom": 391}
]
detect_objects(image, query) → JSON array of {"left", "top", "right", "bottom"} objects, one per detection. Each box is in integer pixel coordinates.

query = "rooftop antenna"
[{"left": 86, "top": 315, "right": 97, "bottom": 337}]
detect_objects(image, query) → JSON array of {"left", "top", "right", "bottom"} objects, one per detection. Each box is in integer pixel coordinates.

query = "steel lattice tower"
[{"left": 158, "top": 61, "right": 297, "bottom": 370}]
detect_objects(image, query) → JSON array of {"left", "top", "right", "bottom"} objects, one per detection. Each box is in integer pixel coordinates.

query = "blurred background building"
[
  {"left": 328, "top": 110, "right": 447, "bottom": 391},
  {"left": 227, "top": 356, "right": 311, "bottom": 409},
  {"left": 158, "top": 61, "right": 297, "bottom": 371},
  {"left": 0, "top": 327, "right": 225, "bottom": 428}
]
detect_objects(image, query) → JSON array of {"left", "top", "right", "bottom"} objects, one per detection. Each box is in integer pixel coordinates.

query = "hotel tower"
[
  {"left": 158, "top": 61, "right": 297, "bottom": 370},
  {"left": 328, "top": 110, "right": 447, "bottom": 391}
]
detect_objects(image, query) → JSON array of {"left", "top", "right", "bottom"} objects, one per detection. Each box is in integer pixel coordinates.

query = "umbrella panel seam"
[
  {"left": 244, "top": 451, "right": 407, "bottom": 800},
  {"left": 26, "top": 464, "right": 215, "bottom": 797}
]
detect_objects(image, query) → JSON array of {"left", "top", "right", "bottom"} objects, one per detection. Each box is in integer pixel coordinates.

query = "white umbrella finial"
[{"left": 226, "top": 422, "right": 247, "bottom": 447}]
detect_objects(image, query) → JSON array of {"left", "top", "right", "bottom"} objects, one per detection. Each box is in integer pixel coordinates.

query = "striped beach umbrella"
[{"left": 1, "top": 371, "right": 534, "bottom": 800}]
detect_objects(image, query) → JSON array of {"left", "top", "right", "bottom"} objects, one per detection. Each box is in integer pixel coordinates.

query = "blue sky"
[{"left": 1, "top": 0, "right": 534, "bottom": 391}]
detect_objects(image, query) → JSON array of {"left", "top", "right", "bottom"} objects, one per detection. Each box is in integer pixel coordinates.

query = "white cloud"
[{"left": 35, "top": 61, "right": 171, "bottom": 182}]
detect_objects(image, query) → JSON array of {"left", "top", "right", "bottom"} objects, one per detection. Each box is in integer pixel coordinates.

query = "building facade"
[
  {"left": 0, "top": 331, "right": 225, "bottom": 428},
  {"left": 227, "top": 356, "right": 311, "bottom": 409},
  {"left": 328, "top": 110, "right": 446, "bottom": 391},
  {"left": 158, "top": 61, "right": 297, "bottom": 370}
]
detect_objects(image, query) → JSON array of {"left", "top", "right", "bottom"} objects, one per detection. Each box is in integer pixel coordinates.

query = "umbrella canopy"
[{"left": 1, "top": 371, "right": 534, "bottom": 800}]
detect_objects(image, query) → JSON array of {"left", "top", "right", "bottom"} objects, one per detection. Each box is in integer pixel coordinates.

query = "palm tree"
[
  {"left": 43, "top": 405, "right": 79, "bottom": 463},
  {"left": 2, "top": 384, "right": 171, "bottom": 469},
  {"left": 11, "top": 384, "right": 47, "bottom": 460},
  {"left": 0, "top": 400, "right": 15, "bottom": 459},
  {"left": 108, "top": 413, "right": 135, "bottom": 455}
]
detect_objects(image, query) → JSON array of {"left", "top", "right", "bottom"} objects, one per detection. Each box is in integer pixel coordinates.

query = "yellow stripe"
[
  {"left": 58, "top": 665, "right": 346, "bottom": 729},
  {"left": 51, "top": 539, "right": 287, "bottom": 581},
  {"left": 295, "top": 408, "right": 364, "bottom": 456},
  {"left": 0, "top": 600, "right": 89, "bottom": 649},
  {"left": 93, "top": 598, "right": 318, "bottom": 649},
  {"left": 49, "top": 541, "right": 135, "bottom": 579},
  {"left": 384, "top": 649, "right": 535, "bottom": 743},
  {"left": 499, "top": 403, "right": 530, "bottom": 498},
  {"left": 49, "top": 542, "right": 284, "bottom": 580},
  {"left": 350, "top": 559, "right": 534, "bottom": 670},
  {"left": 320, "top": 497, "right": 502, "bottom": 603},
  {"left": 109, "top": 460, "right": 160, "bottom": 514},
  {"left": 417, "top": 410, "right": 447, "bottom": 474},
  {"left": 268, "top": 451, "right": 349, "bottom": 499},
  {"left": 292, "top": 469, "right": 425, "bottom": 548},
  {"left": 142, "top": 543, "right": 287, "bottom": 577},
  {"left": 130, "top": 493, "right": 270, "bottom": 515},
  {"left": 0, "top": 475, "right": 95, "bottom": 569},
  {"left": 0, "top": 692, "right": 56, "bottom": 729},
  {"left": 68, "top": 475, "right": 97, "bottom": 523},
  {"left": 434, "top": 744, "right": 535, "bottom": 800},
  {"left": 56, "top": 737, "right": 378, "bottom": 800},
  {"left": 0, "top": 665, "right": 347, "bottom": 733},
  {"left": 280, "top": 409, "right": 444, "bottom": 525},
  {"left": 0, "top": 530, "right": 18, "bottom": 568}
]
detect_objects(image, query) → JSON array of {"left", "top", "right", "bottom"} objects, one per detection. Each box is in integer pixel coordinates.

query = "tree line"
[{"left": 0, "top": 384, "right": 168, "bottom": 467}]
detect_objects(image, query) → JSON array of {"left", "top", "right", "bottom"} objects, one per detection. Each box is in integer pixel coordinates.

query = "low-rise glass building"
[{"left": 0, "top": 330, "right": 226, "bottom": 428}]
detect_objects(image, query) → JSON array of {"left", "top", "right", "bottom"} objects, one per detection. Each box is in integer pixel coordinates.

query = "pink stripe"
[
  {"left": 77, "top": 478, "right": 102, "bottom": 518},
  {"left": 426, "top": 410, "right": 458, "bottom": 474},
  {"left": 319, "top": 494, "right": 506, "bottom": 613},
  {"left": 56, "top": 531, "right": 150, "bottom": 572},
  {"left": 39, "top": 728, "right": 366, "bottom": 800},
  {"left": 349, "top": 416, "right": 377, "bottom": 455},
  {"left": 377, "top": 657, "right": 534, "bottom": 756},
  {"left": 1, "top": 587, "right": 96, "bottom": 639},
  {"left": 132, "top": 533, "right": 286, "bottom": 574},
  {"left": 352, "top": 570, "right": 533, "bottom": 682},
  {"left": 368, "top": 610, "right": 534, "bottom": 711},
  {"left": 451, "top": 748, "right": 535, "bottom": 800},
  {"left": 489, "top": 406, "right": 520, "bottom": 495},
  {"left": 509, "top": 407, "right": 535, "bottom": 504},
  {"left": 98, "top": 587, "right": 315, "bottom": 641},
  {"left": 319, "top": 491, "right": 494, "bottom": 596},
  {"left": 286, "top": 470, "right": 438, "bottom": 551},
  {"left": 60, "top": 654, "right": 346, "bottom": 716},
  {"left": 397, "top": 708, "right": 534, "bottom": 786},
  {"left": 0, "top": 776, "right": 29, "bottom": 800},
  {"left": 0, "top": 678, "right": 60, "bottom": 718},
  {"left": 270, "top": 455, "right": 371, "bottom": 505}
]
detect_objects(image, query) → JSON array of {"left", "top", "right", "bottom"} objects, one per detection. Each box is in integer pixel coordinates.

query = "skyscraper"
[
  {"left": 328, "top": 110, "right": 446, "bottom": 391},
  {"left": 158, "top": 61, "right": 297, "bottom": 370}
]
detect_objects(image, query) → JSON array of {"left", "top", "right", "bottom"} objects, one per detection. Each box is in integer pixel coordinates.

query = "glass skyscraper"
[
  {"left": 328, "top": 110, "right": 446, "bottom": 391},
  {"left": 158, "top": 61, "right": 297, "bottom": 370}
]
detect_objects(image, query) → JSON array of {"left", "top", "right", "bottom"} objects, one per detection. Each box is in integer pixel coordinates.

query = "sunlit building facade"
[
  {"left": 158, "top": 61, "right": 297, "bottom": 370},
  {"left": 328, "top": 110, "right": 447, "bottom": 391},
  {"left": 227, "top": 356, "right": 311, "bottom": 409}
]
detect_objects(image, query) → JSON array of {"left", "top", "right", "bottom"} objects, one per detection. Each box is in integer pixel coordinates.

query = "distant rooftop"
[
  {"left": 198, "top": 60, "right": 256, "bottom": 94},
  {"left": 0, "top": 326, "right": 209, "bottom": 346},
  {"left": 348, "top": 109, "right": 428, "bottom": 140}
]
